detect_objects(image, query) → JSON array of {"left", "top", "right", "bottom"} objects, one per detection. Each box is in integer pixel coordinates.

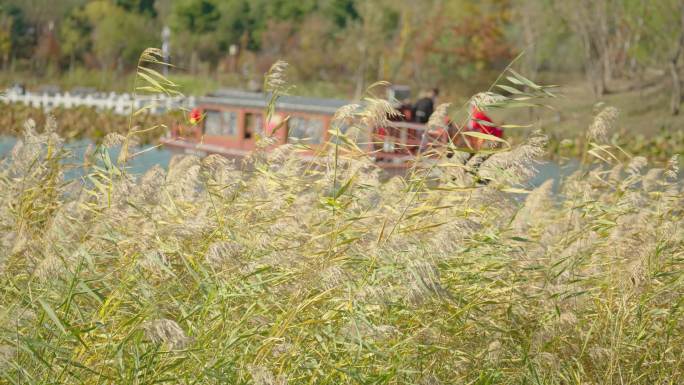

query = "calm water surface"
[
  {"left": 0, "top": 136, "right": 576, "bottom": 188},
  {"left": 0, "top": 136, "right": 174, "bottom": 178}
]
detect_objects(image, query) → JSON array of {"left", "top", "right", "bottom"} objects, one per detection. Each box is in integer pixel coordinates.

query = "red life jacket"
[{"left": 377, "top": 126, "right": 387, "bottom": 137}]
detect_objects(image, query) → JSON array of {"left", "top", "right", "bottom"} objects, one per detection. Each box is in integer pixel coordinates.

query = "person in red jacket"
[{"left": 466, "top": 104, "right": 502, "bottom": 150}]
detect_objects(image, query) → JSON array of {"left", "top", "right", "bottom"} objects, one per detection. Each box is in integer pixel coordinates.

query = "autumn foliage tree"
[{"left": 1, "top": 0, "right": 683, "bottom": 113}]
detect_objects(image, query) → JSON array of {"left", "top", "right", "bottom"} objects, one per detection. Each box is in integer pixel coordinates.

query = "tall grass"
[{"left": 0, "top": 64, "right": 682, "bottom": 384}]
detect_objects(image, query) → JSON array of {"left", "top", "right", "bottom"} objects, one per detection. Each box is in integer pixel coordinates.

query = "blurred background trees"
[{"left": 1, "top": 0, "right": 683, "bottom": 113}]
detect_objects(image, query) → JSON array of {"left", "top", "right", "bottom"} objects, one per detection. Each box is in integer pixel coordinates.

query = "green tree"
[
  {"left": 244, "top": 0, "right": 318, "bottom": 50},
  {"left": 0, "top": 4, "right": 32, "bottom": 63},
  {"left": 172, "top": 0, "right": 220, "bottom": 33},
  {"left": 321, "top": 0, "right": 359, "bottom": 28},
  {"left": 83, "top": 1, "right": 156, "bottom": 71},
  {"left": 59, "top": 6, "right": 92, "bottom": 71},
  {"left": 625, "top": 0, "right": 684, "bottom": 114},
  {"left": 115, "top": 0, "right": 157, "bottom": 16},
  {"left": 170, "top": 0, "right": 222, "bottom": 72},
  {"left": 0, "top": 11, "right": 12, "bottom": 68},
  {"left": 215, "top": 0, "right": 251, "bottom": 48}
]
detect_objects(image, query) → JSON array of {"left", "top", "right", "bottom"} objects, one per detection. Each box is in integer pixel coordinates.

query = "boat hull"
[{"left": 159, "top": 137, "right": 416, "bottom": 170}]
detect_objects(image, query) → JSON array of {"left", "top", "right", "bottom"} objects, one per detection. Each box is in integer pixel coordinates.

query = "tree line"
[{"left": 1, "top": 0, "right": 683, "bottom": 112}]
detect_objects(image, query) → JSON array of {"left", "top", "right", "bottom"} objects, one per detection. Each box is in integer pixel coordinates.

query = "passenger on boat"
[
  {"left": 413, "top": 88, "right": 439, "bottom": 124},
  {"left": 449, "top": 106, "right": 502, "bottom": 185},
  {"left": 465, "top": 104, "right": 502, "bottom": 150},
  {"left": 398, "top": 99, "right": 414, "bottom": 121}
]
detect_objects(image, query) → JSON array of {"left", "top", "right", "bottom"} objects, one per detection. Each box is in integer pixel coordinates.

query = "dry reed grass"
[
  {"left": 0, "top": 55, "right": 681, "bottom": 384},
  {"left": 0, "top": 103, "right": 681, "bottom": 384}
]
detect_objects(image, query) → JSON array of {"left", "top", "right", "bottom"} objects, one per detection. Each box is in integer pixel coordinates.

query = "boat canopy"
[{"left": 203, "top": 89, "right": 349, "bottom": 115}]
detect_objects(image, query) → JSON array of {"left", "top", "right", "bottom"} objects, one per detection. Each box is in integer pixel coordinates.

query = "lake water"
[
  {"left": 0, "top": 136, "right": 174, "bottom": 178},
  {"left": 0, "top": 136, "right": 576, "bottom": 189}
]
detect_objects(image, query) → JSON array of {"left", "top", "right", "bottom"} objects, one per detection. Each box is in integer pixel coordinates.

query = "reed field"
[
  {"left": 0, "top": 106, "right": 682, "bottom": 385},
  {"left": 0, "top": 53, "right": 683, "bottom": 384}
]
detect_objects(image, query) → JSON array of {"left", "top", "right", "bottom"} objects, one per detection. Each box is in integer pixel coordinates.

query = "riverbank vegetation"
[{"left": 0, "top": 103, "right": 182, "bottom": 145}]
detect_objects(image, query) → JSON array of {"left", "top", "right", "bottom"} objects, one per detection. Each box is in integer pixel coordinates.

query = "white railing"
[{"left": 1, "top": 88, "right": 196, "bottom": 115}]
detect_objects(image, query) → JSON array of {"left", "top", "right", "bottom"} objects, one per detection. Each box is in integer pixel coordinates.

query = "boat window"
[
  {"left": 244, "top": 113, "right": 263, "bottom": 139},
  {"left": 222, "top": 111, "right": 238, "bottom": 136},
  {"left": 204, "top": 110, "right": 223, "bottom": 136},
  {"left": 204, "top": 109, "right": 238, "bottom": 137},
  {"left": 288, "top": 116, "right": 324, "bottom": 144}
]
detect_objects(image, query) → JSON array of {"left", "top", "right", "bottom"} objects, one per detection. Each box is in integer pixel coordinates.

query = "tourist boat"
[{"left": 160, "top": 89, "right": 448, "bottom": 168}]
